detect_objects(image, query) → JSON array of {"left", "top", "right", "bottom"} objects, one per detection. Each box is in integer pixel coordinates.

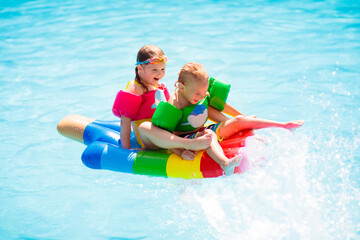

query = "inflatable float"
[{"left": 57, "top": 115, "right": 260, "bottom": 179}]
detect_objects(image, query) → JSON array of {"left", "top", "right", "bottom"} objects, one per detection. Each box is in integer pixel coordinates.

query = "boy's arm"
[
  {"left": 120, "top": 115, "right": 132, "bottom": 149},
  {"left": 208, "top": 106, "right": 229, "bottom": 123},
  {"left": 222, "top": 103, "right": 246, "bottom": 117},
  {"left": 208, "top": 103, "right": 250, "bottom": 123}
]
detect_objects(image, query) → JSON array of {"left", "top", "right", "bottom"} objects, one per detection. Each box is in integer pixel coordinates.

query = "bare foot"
[
  {"left": 284, "top": 120, "right": 304, "bottom": 129},
  {"left": 223, "top": 154, "right": 242, "bottom": 176},
  {"left": 186, "top": 132, "right": 212, "bottom": 151}
]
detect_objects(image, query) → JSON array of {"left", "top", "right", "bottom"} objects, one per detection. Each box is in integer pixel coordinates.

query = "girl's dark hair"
[{"left": 135, "top": 45, "right": 165, "bottom": 92}]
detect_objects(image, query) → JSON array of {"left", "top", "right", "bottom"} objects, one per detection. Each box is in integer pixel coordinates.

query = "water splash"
[{"left": 188, "top": 129, "right": 359, "bottom": 239}]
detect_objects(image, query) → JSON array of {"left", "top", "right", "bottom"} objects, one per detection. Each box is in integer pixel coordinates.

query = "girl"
[{"left": 112, "top": 45, "right": 212, "bottom": 151}]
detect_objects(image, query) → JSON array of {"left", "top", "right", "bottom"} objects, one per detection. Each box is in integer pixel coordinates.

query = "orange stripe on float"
[{"left": 166, "top": 151, "right": 204, "bottom": 179}]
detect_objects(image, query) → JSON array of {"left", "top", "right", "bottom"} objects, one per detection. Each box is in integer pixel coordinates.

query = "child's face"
[
  {"left": 138, "top": 62, "right": 166, "bottom": 87},
  {"left": 182, "top": 79, "right": 209, "bottom": 105}
]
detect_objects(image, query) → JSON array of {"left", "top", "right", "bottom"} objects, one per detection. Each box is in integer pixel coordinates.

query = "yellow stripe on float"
[{"left": 166, "top": 151, "right": 204, "bottom": 179}]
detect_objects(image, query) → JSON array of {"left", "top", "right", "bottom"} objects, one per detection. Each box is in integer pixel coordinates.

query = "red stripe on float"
[{"left": 200, "top": 130, "right": 255, "bottom": 177}]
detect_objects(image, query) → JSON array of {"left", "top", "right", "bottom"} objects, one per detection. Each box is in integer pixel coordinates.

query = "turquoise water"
[{"left": 1, "top": 0, "right": 359, "bottom": 239}]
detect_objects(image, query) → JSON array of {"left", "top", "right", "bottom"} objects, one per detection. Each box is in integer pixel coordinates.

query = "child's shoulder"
[{"left": 124, "top": 80, "right": 144, "bottom": 96}]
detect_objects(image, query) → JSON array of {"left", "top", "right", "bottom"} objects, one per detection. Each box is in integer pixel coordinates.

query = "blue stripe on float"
[
  {"left": 93, "top": 120, "right": 121, "bottom": 132},
  {"left": 81, "top": 141, "right": 138, "bottom": 173},
  {"left": 81, "top": 142, "right": 106, "bottom": 169},
  {"left": 83, "top": 122, "right": 120, "bottom": 146},
  {"left": 81, "top": 120, "right": 141, "bottom": 173},
  {"left": 84, "top": 120, "right": 141, "bottom": 148},
  {"left": 101, "top": 143, "right": 137, "bottom": 173}
]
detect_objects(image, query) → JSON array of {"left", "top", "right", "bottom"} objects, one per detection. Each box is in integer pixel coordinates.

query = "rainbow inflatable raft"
[{"left": 57, "top": 115, "right": 262, "bottom": 179}]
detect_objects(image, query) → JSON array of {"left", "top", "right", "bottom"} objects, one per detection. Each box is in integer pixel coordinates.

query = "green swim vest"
[{"left": 152, "top": 77, "right": 230, "bottom": 133}]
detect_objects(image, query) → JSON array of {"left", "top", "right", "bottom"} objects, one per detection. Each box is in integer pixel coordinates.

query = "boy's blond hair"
[{"left": 178, "top": 62, "right": 209, "bottom": 85}]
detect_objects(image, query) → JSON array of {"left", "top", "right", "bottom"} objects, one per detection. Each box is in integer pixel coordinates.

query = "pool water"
[{"left": 1, "top": 0, "right": 359, "bottom": 239}]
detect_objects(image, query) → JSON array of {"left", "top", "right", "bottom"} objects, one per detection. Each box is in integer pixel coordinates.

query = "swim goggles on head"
[{"left": 135, "top": 56, "right": 168, "bottom": 66}]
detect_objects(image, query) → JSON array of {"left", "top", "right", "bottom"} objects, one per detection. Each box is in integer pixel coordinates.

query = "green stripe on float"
[{"left": 133, "top": 150, "right": 170, "bottom": 177}]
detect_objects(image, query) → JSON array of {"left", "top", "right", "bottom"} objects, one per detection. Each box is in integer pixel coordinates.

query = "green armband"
[
  {"left": 208, "top": 77, "right": 231, "bottom": 111},
  {"left": 151, "top": 101, "right": 183, "bottom": 133}
]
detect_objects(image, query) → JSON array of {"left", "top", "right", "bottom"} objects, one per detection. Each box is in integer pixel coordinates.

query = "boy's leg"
[
  {"left": 218, "top": 115, "right": 304, "bottom": 139},
  {"left": 138, "top": 122, "right": 212, "bottom": 151},
  {"left": 198, "top": 130, "right": 241, "bottom": 175},
  {"left": 198, "top": 130, "right": 227, "bottom": 166}
]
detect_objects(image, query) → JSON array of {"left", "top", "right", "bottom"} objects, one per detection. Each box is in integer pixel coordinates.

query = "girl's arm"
[
  {"left": 120, "top": 115, "right": 132, "bottom": 149},
  {"left": 119, "top": 82, "right": 143, "bottom": 149}
]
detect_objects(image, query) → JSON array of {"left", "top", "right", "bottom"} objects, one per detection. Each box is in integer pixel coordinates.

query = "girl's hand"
[{"left": 181, "top": 150, "right": 197, "bottom": 161}]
